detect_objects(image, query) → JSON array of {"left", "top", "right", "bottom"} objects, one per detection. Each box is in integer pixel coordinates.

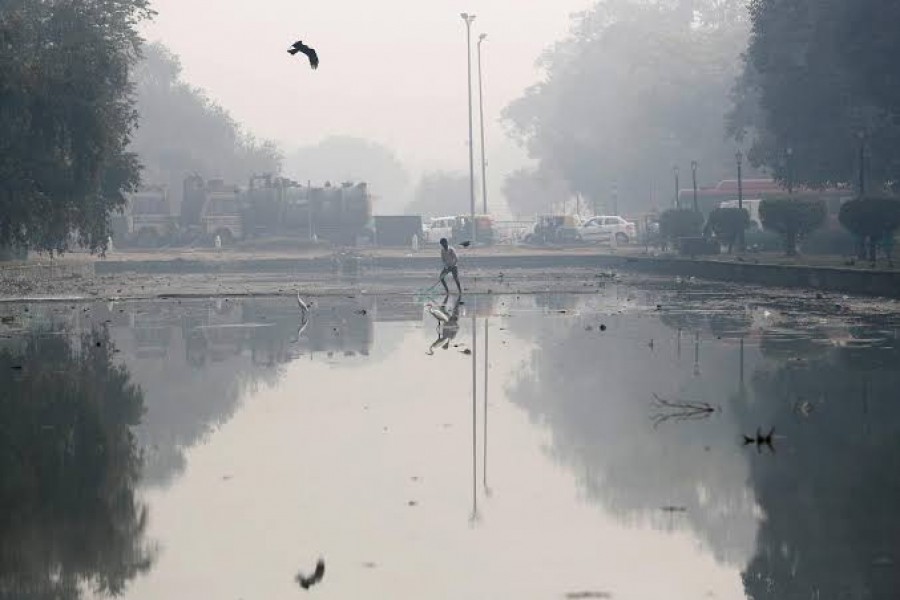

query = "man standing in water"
[{"left": 439, "top": 238, "right": 462, "bottom": 295}]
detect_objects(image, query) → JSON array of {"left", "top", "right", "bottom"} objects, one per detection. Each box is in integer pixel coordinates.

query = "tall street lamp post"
[
  {"left": 691, "top": 160, "right": 698, "bottom": 212},
  {"left": 673, "top": 165, "right": 680, "bottom": 209},
  {"left": 786, "top": 147, "right": 794, "bottom": 194},
  {"left": 858, "top": 132, "right": 866, "bottom": 196},
  {"left": 477, "top": 33, "right": 488, "bottom": 216},
  {"left": 736, "top": 151, "right": 744, "bottom": 252},
  {"left": 461, "top": 13, "right": 477, "bottom": 243}
]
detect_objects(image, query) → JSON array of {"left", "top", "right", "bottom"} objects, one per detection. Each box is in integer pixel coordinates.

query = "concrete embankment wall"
[
  {"left": 615, "top": 256, "right": 900, "bottom": 298},
  {"left": 92, "top": 253, "right": 900, "bottom": 299}
]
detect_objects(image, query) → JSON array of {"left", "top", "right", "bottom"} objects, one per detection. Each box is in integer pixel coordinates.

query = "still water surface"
[{"left": 2, "top": 280, "right": 899, "bottom": 599}]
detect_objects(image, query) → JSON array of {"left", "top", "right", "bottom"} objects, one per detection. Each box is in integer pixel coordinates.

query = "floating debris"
[
  {"left": 743, "top": 427, "right": 776, "bottom": 453},
  {"left": 650, "top": 394, "right": 716, "bottom": 428}
]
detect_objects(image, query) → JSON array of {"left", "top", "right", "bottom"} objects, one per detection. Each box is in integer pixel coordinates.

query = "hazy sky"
[{"left": 143, "top": 0, "right": 594, "bottom": 199}]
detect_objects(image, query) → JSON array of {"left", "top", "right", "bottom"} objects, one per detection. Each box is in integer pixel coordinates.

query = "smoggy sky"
[{"left": 143, "top": 0, "right": 594, "bottom": 183}]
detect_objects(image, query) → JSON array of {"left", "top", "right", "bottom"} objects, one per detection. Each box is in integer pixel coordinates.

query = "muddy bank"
[
  {"left": 3, "top": 247, "right": 899, "bottom": 301},
  {"left": 92, "top": 252, "right": 900, "bottom": 299}
]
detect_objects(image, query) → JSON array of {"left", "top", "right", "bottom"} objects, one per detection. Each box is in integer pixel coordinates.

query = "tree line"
[
  {"left": 1, "top": 1, "right": 280, "bottom": 255},
  {"left": 502, "top": 0, "right": 900, "bottom": 224}
]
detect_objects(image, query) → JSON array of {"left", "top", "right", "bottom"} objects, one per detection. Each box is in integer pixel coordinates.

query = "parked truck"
[
  {"left": 113, "top": 186, "right": 178, "bottom": 247},
  {"left": 116, "top": 175, "right": 372, "bottom": 248}
]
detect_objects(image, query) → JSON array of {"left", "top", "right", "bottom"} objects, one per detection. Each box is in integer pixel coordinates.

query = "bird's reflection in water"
[{"left": 426, "top": 294, "right": 461, "bottom": 355}]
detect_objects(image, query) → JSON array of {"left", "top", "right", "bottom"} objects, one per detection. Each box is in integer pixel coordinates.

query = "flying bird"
[
  {"left": 459, "top": 240, "right": 472, "bottom": 248},
  {"left": 295, "top": 558, "right": 325, "bottom": 590},
  {"left": 288, "top": 40, "right": 319, "bottom": 69}
]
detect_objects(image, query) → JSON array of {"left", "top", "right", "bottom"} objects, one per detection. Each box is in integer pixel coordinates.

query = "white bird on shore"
[{"left": 296, "top": 291, "right": 309, "bottom": 315}]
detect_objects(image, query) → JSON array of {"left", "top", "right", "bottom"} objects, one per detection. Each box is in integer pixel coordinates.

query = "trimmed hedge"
[
  {"left": 838, "top": 197, "right": 900, "bottom": 262},
  {"left": 759, "top": 196, "right": 826, "bottom": 256}
]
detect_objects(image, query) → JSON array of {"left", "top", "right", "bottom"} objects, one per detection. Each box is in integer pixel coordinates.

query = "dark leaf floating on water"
[
  {"left": 295, "top": 558, "right": 325, "bottom": 590},
  {"left": 565, "top": 592, "right": 612, "bottom": 599},
  {"left": 288, "top": 40, "right": 319, "bottom": 69}
]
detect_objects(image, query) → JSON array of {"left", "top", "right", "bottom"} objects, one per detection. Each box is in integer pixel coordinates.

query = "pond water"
[{"left": 2, "top": 279, "right": 900, "bottom": 599}]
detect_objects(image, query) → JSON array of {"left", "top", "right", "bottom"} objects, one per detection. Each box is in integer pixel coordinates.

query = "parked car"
[
  {"left": 523, "top": 215, "right": 582, "bottom": 245},
  {"left": 578, "top": 215, "right": 637, "bottom": 244},
  {"left": 423, "top": 216, "right": 456, "bottom": 244}
]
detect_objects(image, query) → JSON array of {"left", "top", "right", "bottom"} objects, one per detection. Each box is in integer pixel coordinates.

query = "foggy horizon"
[{"left": 142, "top": 0, "right": 595, "bottom": 208}]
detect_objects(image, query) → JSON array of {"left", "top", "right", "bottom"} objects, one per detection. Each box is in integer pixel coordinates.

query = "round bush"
[{"left": 759, "top": 196, "right": 827, "bottom": 255}]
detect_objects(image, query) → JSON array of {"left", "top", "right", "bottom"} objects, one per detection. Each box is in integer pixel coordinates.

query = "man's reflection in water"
[{"left": 426, "top": 294, "right": 461, "bottom": 355}]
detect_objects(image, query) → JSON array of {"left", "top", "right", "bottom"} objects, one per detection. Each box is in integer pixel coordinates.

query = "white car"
[
  {"left": 423, "top": 216, "right": 456, "bottom": 244},
  {"left": 579, "top": 215, "right": 637, "bottom": 245}
]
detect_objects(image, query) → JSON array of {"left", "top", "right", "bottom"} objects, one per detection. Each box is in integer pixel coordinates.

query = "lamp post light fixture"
[
  {"left": 691, "top": 160, "right": 698, "bottom": 212},
  {"left": 461, "top": 12, "right": 477, "bottom": 243}
]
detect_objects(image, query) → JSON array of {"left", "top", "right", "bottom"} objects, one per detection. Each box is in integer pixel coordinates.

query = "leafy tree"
[
  {"left": 283, "top": 136, "right": 409, "bottom": 214},
  {"left": 706, "top": 207, "right": 750, "bottom": 253},
  {"left": 0, "top": 0, "right": 155, "bottom": 254},
  {"left": 660, "top": 208, "right": 703, "bottom": 246},
  {"left": 759, "top": 196, "right": 826, "bottom": 256},
  {"left": 836, "top": 0, "right": 900, "bottom": 118},
  {"left": 502, "top": 167, "right": 571, "bottom": 217},
  {"left": 130, "top": 42, "right": 281, "bottom": 207},
  {"left": 0, "top": 329, "right": 154, "bottom": 597},
  {"left": 405, "top": 171, "right": 471, "bottom": 218},
  {"left": 838, "top": 197, "right": 900, "bottom": 263},
  {"left": 503, "top": 0, "right": 750, "bottom": 213},
  {"left": 732, "top": 0, "right": 900, "bottom": 190}
]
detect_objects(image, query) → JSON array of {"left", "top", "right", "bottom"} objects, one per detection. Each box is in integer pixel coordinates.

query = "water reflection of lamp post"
[
  {"left": 483, "top": 317, "right": 491, "bottom": 496},
  {"left": 673, "top": 165, "right": 680, "bottom": 209},
  {"left": 693, "top": 331, "right": 700, "bottom": 377},
  {"left": 469, "top": 295, "right": 479, "bottom": 526}
]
